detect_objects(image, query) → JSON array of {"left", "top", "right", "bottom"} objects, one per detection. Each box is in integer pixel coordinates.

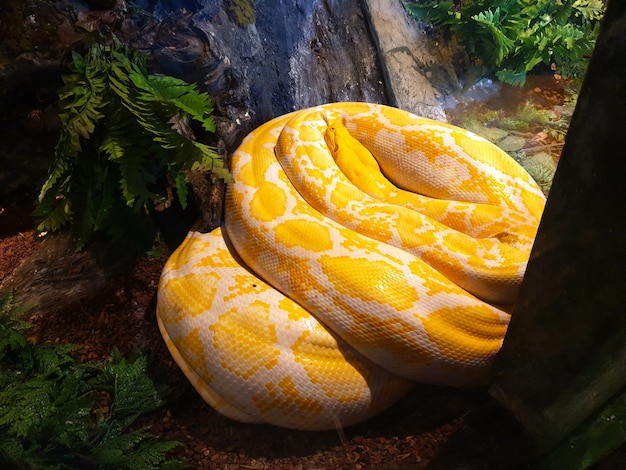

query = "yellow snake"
[{"left": 156, "top": 102, "right": 546, "bottom": 431}]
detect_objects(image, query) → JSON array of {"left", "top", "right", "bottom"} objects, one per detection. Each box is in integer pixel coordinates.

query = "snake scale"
[{"left": 156, "top": 102, "right": 546, "bottom": 431}]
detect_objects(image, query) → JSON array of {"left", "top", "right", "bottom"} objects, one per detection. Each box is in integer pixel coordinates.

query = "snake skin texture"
[{"left": 156, "top": 102, "right": 546, "bottom": 430}]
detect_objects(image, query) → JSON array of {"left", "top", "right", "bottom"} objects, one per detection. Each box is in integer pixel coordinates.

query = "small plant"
[
  {"left": 406, "top": 0, "right": 605, "bottom": 86},
  {"left": 34, "top": 38, "right": 230, "bottom": 252},
  {"left": 0, "top": 291, "right": 187, "bottom": 469}
]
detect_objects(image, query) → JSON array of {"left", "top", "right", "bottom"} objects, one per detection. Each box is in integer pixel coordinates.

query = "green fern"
[
  {"left": 93, "top": 429, "right": 183, "bottom": 469},
  {"left": 0, "top": 293, "right": 187, "bottom": 469},
  {"left": 34, "top": 38, "right": 230, "bottom": 252},
  {"left": 406, "top": 0, "right": 605, "bottom": 86}
]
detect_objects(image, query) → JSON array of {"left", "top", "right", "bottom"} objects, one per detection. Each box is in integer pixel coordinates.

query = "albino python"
[{"left": 156, "top": 102, "right": 546, "bottom": 431}]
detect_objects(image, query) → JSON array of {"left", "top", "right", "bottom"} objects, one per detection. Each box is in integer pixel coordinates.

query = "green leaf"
[
  {"left": 406, "top": 2, "right": 455, "bottom": 25},
  {"left": 100, "top": 132, "right": 126, "bottom": 161},
  {"left": 173, "top": 170, "right": 189, "bottom": 209},
  {"left": 35, "top": 194, "right": 72, "bottom": 232},
  {"left": 109, "top": 74, "right": 131, "bottom": 96},
  {"left": 405, "top": 0, "right": 605, "bottom": 86},
  {"left": 496, "top": 69, "right": 528, "bottom": 87}
]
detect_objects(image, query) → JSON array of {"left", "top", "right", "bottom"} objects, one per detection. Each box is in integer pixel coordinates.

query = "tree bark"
[{"left": 490, "top": 0, "right": 626, "bottom": 457}]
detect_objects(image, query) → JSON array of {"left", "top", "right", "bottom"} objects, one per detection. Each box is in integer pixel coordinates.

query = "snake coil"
[{"left": 157, "top": 103, "right": 545, "bottom": 430}]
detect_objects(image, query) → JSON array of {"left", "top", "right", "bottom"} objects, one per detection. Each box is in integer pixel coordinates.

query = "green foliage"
[
  {"left": 34, "top": 38, "right": 231, "bottom": 252},
  {"left": 0, "top": 292, "right": 187, "bottom": 470},
  {"left": 406, "top": 0, "right": 605, "bottom": 86}
]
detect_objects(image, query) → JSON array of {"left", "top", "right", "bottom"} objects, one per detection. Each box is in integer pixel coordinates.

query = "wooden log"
[
  {"left": 490, "top": 0, "right": 626, "bottom": 457},
  {"left": 0, "top": 233, "right": 134, "bottom": 318}
]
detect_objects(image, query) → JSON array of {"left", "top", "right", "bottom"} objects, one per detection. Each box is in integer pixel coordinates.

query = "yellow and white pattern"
[{"left": 156, "top": 102, "right": 546, "bottom": 431}]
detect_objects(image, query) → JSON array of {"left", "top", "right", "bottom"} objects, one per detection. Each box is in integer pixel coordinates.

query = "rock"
[
  {"left": 361, "top": 0, "right": 449, "bottom": 121},
  {"left": 0, "top": 1, "right": 69, "bottom": 206},
  {"left": 469, "top": 126, "right": 510, "bottom": 142},
  {"left": 129, "top": 0, "right": 391, "bottom": 147},
  {"left": 131, "top": 0, "right": 457, "bottom": 145},
  {"left": 529, "top": 151, "right": 558, "bottom": 171},
  {"left": 496, "top": 134, "right": 526, "bottom": 152},
  {"left": 285, "top": 0, "right": 387, "bottom": 110}
]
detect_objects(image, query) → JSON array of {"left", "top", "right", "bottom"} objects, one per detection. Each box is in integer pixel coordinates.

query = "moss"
[{"left": 230, "top": 0, "right": 256, "bottom": 26}]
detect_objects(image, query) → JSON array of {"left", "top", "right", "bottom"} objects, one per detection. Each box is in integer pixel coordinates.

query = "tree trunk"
[{"left": 490, "top": 0, "right": 626, "bottom": 463}]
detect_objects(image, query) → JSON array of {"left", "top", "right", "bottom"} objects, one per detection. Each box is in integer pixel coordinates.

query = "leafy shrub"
[
  {"left": 406, "top": 0, "right": 605, "bottom": 86},
  {"left": 0, "top": 291, "right": 187, "bottom": 469},
  {"left": 34, "top": 38, "right": 230, "bottom": 252}
]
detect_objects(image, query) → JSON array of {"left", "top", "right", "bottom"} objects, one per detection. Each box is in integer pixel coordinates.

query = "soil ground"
[{"left": 0, "top": 224, "right": 525, "bottom": 469}]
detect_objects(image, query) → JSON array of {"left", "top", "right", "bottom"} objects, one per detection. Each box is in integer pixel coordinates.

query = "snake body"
[{"left": 156, "top": 103, "right": 546, "bottom": 430}]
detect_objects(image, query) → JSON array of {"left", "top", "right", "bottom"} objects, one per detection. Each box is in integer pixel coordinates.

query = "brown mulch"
[
  {"left": 0, "top": 212, "right": 530, "bottom": 469},
  {"left": 1, "top": 217, "right": 624, "bottom": 469},
  {"left": 0, "top": 230, "right": 38, "bottom": 280}
]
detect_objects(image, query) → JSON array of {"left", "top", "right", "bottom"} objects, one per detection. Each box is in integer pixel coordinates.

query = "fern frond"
[
  {"left": 35, "top": 37, "right": 227, "bottom": 252},
  {"left": 0, "top": 375, "right": 54, "bottom": 438},
  {"left": 36, "top": 151, "right": 72, "bottom": 203},
  {"left": 100, "top": 131, "right": 127, "bottom": 161},
  {"left": 104, "top": 352, "right": 163, "bottom": 436},
  {"left": 92, "top": 428, "right": 152, "bottom": 463},
  {"left": 472, "top": 8, "right": 516, "bottom": 66},
  {"left": 58, "top": 57, "right": 108, "bottom": 155},
  {"left": 131, "top": 70, "right": 216, "bottom": 132},
  {"left": 93, "top": 428, "right": 185, "bottom": 469},
  {"left": 91, "top": 166, "right": 119, "bottom": 232},
  {"left": 0, "top": 292, "right": 31, "bottom": 365},
  {"left": 172, "top": 169, "right": 189, "bottom": 210},
  {"left": 495, "top": 69, "right": 525, "bottom": 87},
  {"left": 33, "top": 343, "right": 79, "bottom": 377},
  {"left": 116, "top": 150, "right": 156, "bottom": 208},
  {"left": 34, "top": 192, "right": 73, "bottom": 232},
  {"left": 191, "top": 140, "right": 232, "bottom": 182},
  {"left": 0, "top": 300, "right": 186, "bottom": 468}
]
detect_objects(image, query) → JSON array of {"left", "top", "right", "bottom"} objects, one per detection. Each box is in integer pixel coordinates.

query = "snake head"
[{"left": 322, "top": 111, "right": 343, "bottom": 153}]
